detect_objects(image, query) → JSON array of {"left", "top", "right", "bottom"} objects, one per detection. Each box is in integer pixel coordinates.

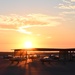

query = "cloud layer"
[
  {"left": 58, "top": 0, "right": 75, "bottom": 9},
  {"left": 56, "top": 0, "right": 75, "bottom": 20},
  {"left": 0, "top": 14, "right": 61, "bottom": 34}
]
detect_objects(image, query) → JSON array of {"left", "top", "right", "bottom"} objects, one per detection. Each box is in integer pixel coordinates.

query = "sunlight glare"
[{"left": 24, "top": 41, "right": 32, "bottom": 48}]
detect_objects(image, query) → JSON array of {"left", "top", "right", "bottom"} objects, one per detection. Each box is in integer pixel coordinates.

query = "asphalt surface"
[{"left": 0, "top": 58, "right": 75, "bottom": 75}]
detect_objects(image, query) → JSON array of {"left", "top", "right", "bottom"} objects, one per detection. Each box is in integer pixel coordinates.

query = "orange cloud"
[{"left": 0, "top": 14, "right": 61, "bottom": 34}]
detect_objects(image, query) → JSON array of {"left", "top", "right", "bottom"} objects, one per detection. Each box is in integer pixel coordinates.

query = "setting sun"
[{"left": 24, "top": 41, "right": 32, "bottom": 48}]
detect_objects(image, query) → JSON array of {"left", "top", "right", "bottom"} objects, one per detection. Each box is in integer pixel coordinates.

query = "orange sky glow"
[{"left": 0, "top": 0, "right": 75, "bottom": 52}]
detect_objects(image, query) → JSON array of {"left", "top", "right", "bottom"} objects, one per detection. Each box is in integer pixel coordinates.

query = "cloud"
[
  {"left": 63, "top": 0, "right": 75, "bottom": 3},
  {"left": 58, "top": 4, "right": 75, "bottom": 9},
  {"left": 46, "top": 36, "right": 52, "bottom": 39},
  {"left": 17, "top": 27, "right": 32, "bottom": 34},
  {"left": 62, "top": 0, "right": 71, "bottom": 4},
  {"left": 56, "top": 0, "right": 75, "bottom": 21},
  {"left": 60, "top": 11, "right": 75, "bottom": 15},
  {"left": 0, "top": 14, "right": 61, "bottom": 34},
  {"left": 57, "top": 0, "right": 75, "bottom": 9},
  {"left": 36, "top": 34, "right": 41, "bottom": 36},
  {"left": 59, "top": 11, "right": 75, "bottom": 21},
  {"left": 71, "top": 0, "right": 75, "bottom": 2}
]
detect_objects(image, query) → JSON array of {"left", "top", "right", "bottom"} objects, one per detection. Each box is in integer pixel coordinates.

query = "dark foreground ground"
[{"left": 0, "top": 57, "right": 75, "bottom": 75}]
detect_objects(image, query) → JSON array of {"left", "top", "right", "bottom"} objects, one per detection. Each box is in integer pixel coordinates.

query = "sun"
[{"left": 24, "top": 41, "right": 32, "bottom": 48}]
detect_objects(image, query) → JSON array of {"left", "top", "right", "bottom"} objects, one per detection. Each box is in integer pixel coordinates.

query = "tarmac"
[{"left": 0, "top": 58, "right": 75, "bottom": 75}]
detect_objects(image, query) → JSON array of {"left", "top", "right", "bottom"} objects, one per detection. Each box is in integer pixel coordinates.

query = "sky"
[{"left": 0, "top": 0, "right": 75, "bottom": 52}]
